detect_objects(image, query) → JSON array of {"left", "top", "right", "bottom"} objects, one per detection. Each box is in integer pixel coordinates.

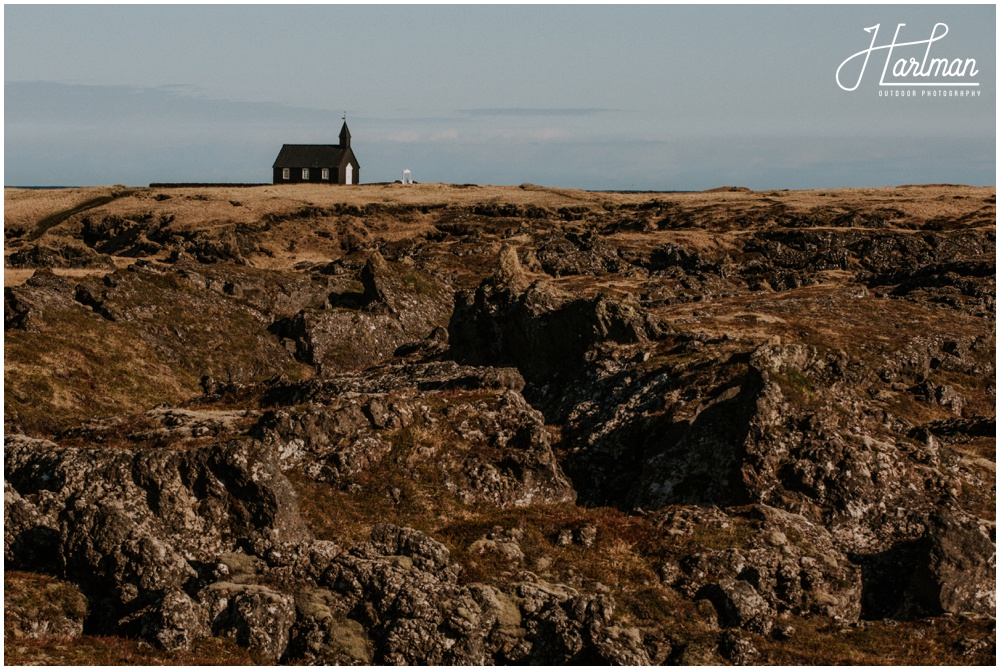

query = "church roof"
[{"left": 272, "top": 144, "right": 345, "bottom": 169}]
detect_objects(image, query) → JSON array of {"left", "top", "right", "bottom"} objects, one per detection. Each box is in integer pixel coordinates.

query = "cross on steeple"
[{"left": 339, "top": 116, "right": 351, "bottom": 148}]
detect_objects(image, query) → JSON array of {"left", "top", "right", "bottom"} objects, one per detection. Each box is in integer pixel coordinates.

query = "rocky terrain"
[{"left": 4, "top": 182, "right": 995, "bottom": 664}]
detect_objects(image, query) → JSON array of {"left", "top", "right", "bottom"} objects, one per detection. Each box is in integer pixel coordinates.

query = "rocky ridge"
[{"left": 4, "top": 183, "right": 995, "bottom": 664}]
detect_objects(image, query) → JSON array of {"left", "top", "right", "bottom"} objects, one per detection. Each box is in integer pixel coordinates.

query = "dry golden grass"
[
  {"left": 2, "top": 181, "right": 994, "bottom": 666},
  {"left": 5, "top": 633, "right": 261, "bottom": 666},
  {"left": 3, "top": 186, "right": 118, "bottom": 231},
  {"left": 3, "top": 268, "right": 34, "bottom": 286},
  {"left": 4, "top": 183, "right": 993, "bottom": 281},
  {"left": 3, "top": 267, "right": 117, "bottom": 287},
  {"left": 6, "top": 183, "right": 992, "bottom": 235},
  {"left": 4, "top": 306, "right": 199, "bottom": 436},
  {"left": 758, "top": 614, "right": 995, "bottom": 665}
]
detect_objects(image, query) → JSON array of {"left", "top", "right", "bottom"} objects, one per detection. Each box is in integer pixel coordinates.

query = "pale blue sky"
[{"left": 4, "top": 4, "right": 995, "bottom": 189}]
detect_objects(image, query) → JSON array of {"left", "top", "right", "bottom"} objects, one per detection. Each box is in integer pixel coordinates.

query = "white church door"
[{"left": 345, "top": 164, "right": 353, "bottom": 185}]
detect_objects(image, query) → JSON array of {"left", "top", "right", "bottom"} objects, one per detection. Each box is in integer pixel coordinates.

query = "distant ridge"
[{"left": 149, "top": 183, "right": 269, "bottom": 188}]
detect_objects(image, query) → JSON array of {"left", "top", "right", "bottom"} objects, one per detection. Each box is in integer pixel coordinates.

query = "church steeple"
[{"left": 339, "top": 113, "right": 350, "bottom": 148}]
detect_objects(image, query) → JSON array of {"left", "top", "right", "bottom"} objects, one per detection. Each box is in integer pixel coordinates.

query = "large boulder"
[
  {"left": 271, "top": 252, "right": 453, "bottom": 375},
  {"left": 250, "top": 361, "right": 576, "bottom": 508},
  {"left": 4, "top": 477, "right": 61, "bottom": 572},
  {"left": 286, "top": 587, "right": 374, "bottom": 664},
  {"left": 58, "top": 498, "right": 200, "bottom": 625},
  {"left": 449, "top": 248, "right": 665, "bottom": 387},
  {"left": 556, "top": 336, "right": 989, "bottom": 563},
  {"left": 4, "top": 436, "right": 311, "bottom": 647},
  {"left": 698, "top": 578, "right": 774, "bottom": 635},
  {"left": 272, "top": 308, "right": 405, "bottom": 372},
  {"left": 6, "top": 241, "right": 116, "bottom": 270},
  {"left": 914, "top": 510, "right": 996, "bottom": 615},
  {"left": 203, "top": 583, "right": 297, "bottom": 663},
  {"left": 138, "top": 589, "right": 211, "bottom": 651},
  {"left": 662, "top": 505, "right": 863, "bottom": 623},
  {"left": 172, "top": 260, "right": 349, "bottom": 318},
  {"left": 4, "top": 270, "right": 91, "bottom": 331},
  {"left": 534, "top": 232, "right": 624, "bottom": 277},
  {"left": 320, "top": 524, "right": 650, "bottom": 665},
  {"left": 359, "top": 252, "right": 453, "bottom": 336}
]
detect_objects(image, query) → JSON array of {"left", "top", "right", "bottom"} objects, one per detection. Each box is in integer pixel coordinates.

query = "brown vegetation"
[{"left": 4, "top": 182, "right": 994, "bottom": 665}]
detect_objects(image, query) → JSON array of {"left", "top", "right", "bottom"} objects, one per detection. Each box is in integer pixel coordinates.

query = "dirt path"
[{"left": 27, "top": 194, "right": 116, "bottom": 241}]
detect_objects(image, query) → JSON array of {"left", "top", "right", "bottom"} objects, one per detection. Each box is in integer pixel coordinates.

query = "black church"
[{"left": 272, "top": 121, "right": 360, "bottom": 185}]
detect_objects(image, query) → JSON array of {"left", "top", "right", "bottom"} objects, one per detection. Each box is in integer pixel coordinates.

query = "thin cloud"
[
  {"left": 479, "top": 127, "right": 568, "bottom": 142},
  {"left": 459, "top": 108, "right": 615, "bottom": 117},
  {"left": 384, "top": 130, "right": 422, "bottom": 143},
  {"left": 153, "top": 83, "right": 204, "bottom": 95},
  {"left": 429, "top": 129, "right": 460, "bottom": 141}
]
